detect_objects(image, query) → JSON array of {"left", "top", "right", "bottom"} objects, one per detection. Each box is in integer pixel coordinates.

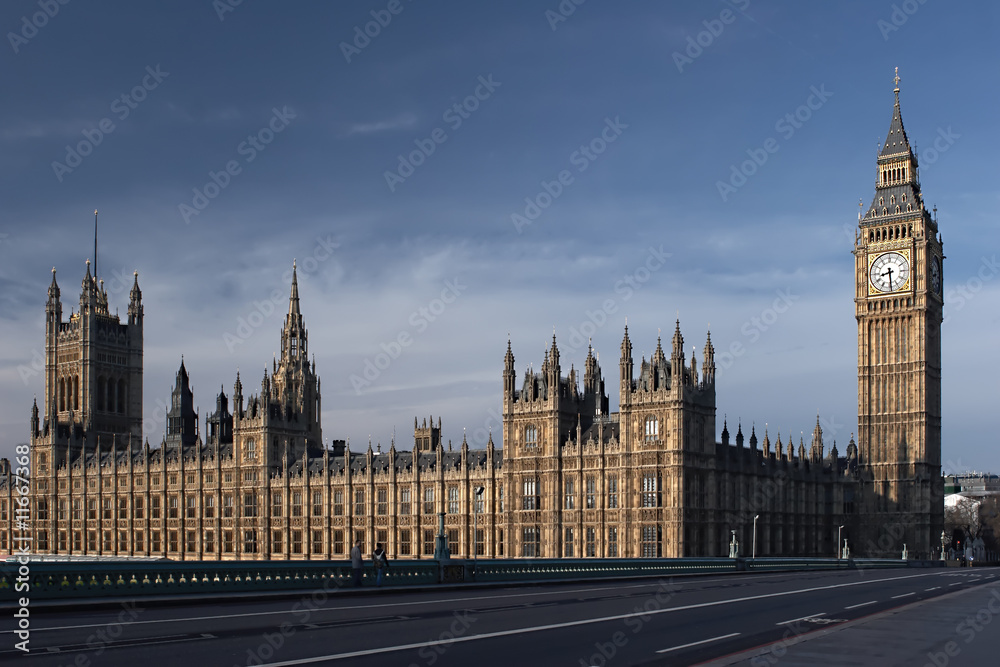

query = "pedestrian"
[
  {"left": 350, "top": 539, "right": 364, "bottom": 587},
  {"left": 373, "top": 542, "right": 389, "bottom": 587}
]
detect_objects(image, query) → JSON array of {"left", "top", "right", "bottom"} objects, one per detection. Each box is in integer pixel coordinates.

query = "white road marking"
[
  {"left": 845, "top": 600, "right": 878, "bottom": 610},
  {"left": 12, "top": 571, "right": 798, "bottom": 634},
  {"left": 925, "top": 586, "right": 940, "bottom": 591},
  {"left": 891, "top": 592, "right": 915, "bottom": 599},
  {"left": 949, "top": 582, "right": 963, "bottom": 586},
  {"left": 777, "top": 613, "right": 825, "bottom": 625},
  {"left": 657, "top": 632, "right": 741, "bottom": 654},
  {"left": 246, "top": 571, "right": 947, "bottom": 666}
]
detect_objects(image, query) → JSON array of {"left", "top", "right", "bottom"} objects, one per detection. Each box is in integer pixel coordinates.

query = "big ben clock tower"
[{"left": 854, "top": 69, "right": 944, "bottom": 558}]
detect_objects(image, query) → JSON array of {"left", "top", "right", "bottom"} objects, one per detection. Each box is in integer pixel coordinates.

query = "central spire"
[{"left": 280, "top": 259, "right": 307, "bottom": 363}]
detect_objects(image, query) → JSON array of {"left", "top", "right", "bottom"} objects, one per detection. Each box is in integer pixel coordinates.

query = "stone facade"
[{"left": 0, "top": 77, "right": 942, "bottom": 560}]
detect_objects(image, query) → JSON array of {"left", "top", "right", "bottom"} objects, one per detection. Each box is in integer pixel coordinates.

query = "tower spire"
[{"left": 93, "top": 209, "right": 98, "bottom": 281}]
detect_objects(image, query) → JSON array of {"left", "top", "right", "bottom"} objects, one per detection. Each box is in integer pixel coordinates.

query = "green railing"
[{"left": 0, "top": 556, "right": 930, "bottom": 604}]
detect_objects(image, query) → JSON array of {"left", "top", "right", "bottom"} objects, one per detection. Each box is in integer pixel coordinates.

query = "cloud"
[{"left": 345, "top": 113, "right": 417, "bottom": 136}]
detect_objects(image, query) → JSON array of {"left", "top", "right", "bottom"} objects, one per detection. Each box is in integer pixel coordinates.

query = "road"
[{"left": 3, "top": 568, "right": 997, "bottom": 666}]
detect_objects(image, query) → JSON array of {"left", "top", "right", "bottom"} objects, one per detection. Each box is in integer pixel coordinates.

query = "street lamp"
[
  {"left": 473, "top": 486, "right": 485, "bottom": 564},
  {"left": 752, "top": 515, "right": 760, "bottom": 559},
  {"left": 837, "top": 525, "right": 844, "bottom": 559}
]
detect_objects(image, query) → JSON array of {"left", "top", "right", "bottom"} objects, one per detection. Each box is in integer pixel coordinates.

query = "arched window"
[
  {"left": 644, "top": 416, "right": 659, "bottom": 442},
  {"left": 524, "top": 425, "right": 538, "bottom": 450}
]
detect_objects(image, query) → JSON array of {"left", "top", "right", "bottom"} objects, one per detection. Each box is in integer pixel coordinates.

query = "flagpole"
[{"left": 93, "top": 209, "right": 98, "bottom": 280}]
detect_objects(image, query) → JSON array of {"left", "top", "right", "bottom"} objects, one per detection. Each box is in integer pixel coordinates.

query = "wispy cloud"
[{"left": 345, "top": 113, "right": 417, "bottom": 137}]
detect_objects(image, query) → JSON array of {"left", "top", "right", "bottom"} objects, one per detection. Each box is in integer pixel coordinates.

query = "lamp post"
[
  {"left": 473, "top": 486, "right": 485, "bottom": 564},
  {"left": 729, "top": 530, "right": 738, "bottom": 558},
  {"left": 837, "top": 525, "right": 844, "bottom": 559},
  {"left": 752, "top": 515, "right": 760, "bottom": 560}
]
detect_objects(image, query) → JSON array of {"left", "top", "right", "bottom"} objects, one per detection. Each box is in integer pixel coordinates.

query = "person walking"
[
  {"left": 373, "top": 542, "right": 389, "bottom": 587},
  {"left": 350, "top": 539, "right": 364, "bottom": 587}
]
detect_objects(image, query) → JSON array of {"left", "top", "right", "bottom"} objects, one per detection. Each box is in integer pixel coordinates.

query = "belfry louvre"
[{"left": 0, "top": 80, "right": 942, "bottom": 560}]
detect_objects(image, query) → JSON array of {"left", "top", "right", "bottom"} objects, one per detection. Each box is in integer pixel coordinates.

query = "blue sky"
[{"left": 0, "top": 0, "right": 997, "bottom": 472}]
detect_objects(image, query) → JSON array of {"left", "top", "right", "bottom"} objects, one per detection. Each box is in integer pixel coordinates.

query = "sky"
[{"left": 0, "top": 1, "right": 997, "bottom": 473}]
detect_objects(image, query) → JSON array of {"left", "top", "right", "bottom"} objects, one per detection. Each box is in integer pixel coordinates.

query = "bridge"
[{"left": 3, "top": 557, "right": 998, "bottom": 666}]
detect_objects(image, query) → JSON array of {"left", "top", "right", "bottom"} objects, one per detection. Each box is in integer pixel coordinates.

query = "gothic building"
[{"left": 0, "top": 74, "right": 943, "bottom": 561}]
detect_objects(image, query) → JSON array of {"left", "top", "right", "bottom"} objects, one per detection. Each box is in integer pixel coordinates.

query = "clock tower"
[{"left": 853, "top": 70, "right": 944, "bottom": 558}]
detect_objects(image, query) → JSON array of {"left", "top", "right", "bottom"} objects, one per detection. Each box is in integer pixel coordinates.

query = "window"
[
  {"left": 150, "top": 497, "right": 160, "bottom": 519},
  {"left": 73, "top": 499, "right": 82, "bottom": 520},
  {"left": 204, "top": 531, "right": 214, "bottom": 553},
  {"left": 586, "top": 477, "right": 596, "bottom": 509},
  {"left": 312, "top": 530, "right": 323, "bottom": 554},
  {"left": 645, "top": 416, "right": 659, "bottom": 441},
  {"left": 292, "top": 491, "right": 302, "bottom": 517},
  {"left": 134, "top": 531, "right": 144, "bottom": 551},
  {"left": 448, "top": 529, "right": 459, "bottom": 554},
  {"left": 424, "top": 529, "right": 435, "bottom": 556},
  {"left": 244, "top": 530, "right": 258, "bottom": 554},
  {"left": 586, "top": 527, "right": 596, "bottom": 557},
  {"left": 117, "top": 498, "right": 127, "bottom": 517},
  {"left": 641, "top": 473, "right": 660, "bottom": 508},
  {"left": 498, "top": 529, "right": 504, "bottom": 557},
  {"left": 186, "top": 495, "right": 197, "bottom": 519},
  {"left": 524, "top": 425, "right": 538, "bottom": 449},
  {"left": 522, "top": 478, "right": 539, "bottom": 510},
  {"left": 354, "top": 489, "right": 365, "bottom": 516},
  {"left": 58, "top": 531, "right": 68, "bottom": 551},
  {"left": 565, "top": 528, "right": 574, "bottom": 557},
  {"left": 103, "top": 497, "right": 113, "bottom": 520},
  {"left": 423, "top": 487, "right": 435, "bottom": 514},
  {"left": 151, "top": 531, "right": 161, "bottom": 552},
  {"left": 186, "top": 531, "right": 196, "bottom": 552},
  {"left": 474, "top": 495, "right": 484, "bottom": 515},
  {"left": 312, "top": 491, "right": 323, "bottom": 517},
  {"left": 333, "top": 490, "right": 344, "bottom": 515},
  {"left": 399, "top": 489, "right": 411, "bottom": 515},
  {"left": 246, "top": 438, "right": 256, "bottom": 460},
  {"left": 641, "top": 525, "right": 662, "bottom": 557},
  {"left": 475, "top": 529, "right": 485, "bottom": 556},
  {"left": 608, "top": 527, "right": 618, "bottom": 557},
  {"left": 522, "top": 526, "right": 540, "bottom": 557},
  {"left": 273, "top": 530, "right": 283, "bottom": 553},
  {"left": 168, "top": 496, "right": 179, "bottom": 519},
  {"left": 377, "top": 488, "right": 388, "bottom": 516},
  {"left": 37, "top": 499, "right": 49, "bottom": 521},
  {"left": 333, "top": 530, "right": 344, "bottom": 555},
  {"left": 565, "top": 479, "right": 575, "bottom": 510},
  {"left": 223, "top": 531, "right": 234, "bottom": 553},
  {"left": 203, "top": 495, "right": 214, "bottom": 518},
  {"left": 243, "top": 493, "right": 257, "bottom": 518},
  {"left": 168, "top": 531, "right": 178, "bottom": 552},
  {"left": 448, "top": 486, "right": 459, "bottom": 515},
  {"left": 400, "top": 529, "right": 411, "bottom": 555},
  {"left": 608, "top": 476, "right": 618, "bottom": 509},
  {"left": 222, "top": 495, "right": 234, "bottom": 518}
]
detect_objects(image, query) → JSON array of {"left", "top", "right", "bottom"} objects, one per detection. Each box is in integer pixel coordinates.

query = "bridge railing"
[{"left": 0, "top": 556, "right": 930, "bottom": 604}]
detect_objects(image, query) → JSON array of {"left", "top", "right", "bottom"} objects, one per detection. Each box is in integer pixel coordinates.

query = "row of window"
[
  {"left": 526, "top": 474, "right": 664, "bottom": 511},
  {"left": 5, "top": 527, "right": 507, "bottom": 558},
  {"left": 523, "top": 526, "right": 623, "bottom": 558},
  {"left": 28, "top": 486, "right": 503, "bottom": 522}
]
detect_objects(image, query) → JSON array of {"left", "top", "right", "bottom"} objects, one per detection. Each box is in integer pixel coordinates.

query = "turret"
[
  {"left": 670, "top": 320, "right": 684, "bottom": 382},
  {"left": 503, "top": 339, "right": 516, "bottom": 398},
  {"left": 702, "top": 331, "right": 715, "bottom": 386},
  {"left": 619, "top": 326, "right": 633, "bottom": 399},
  {"left": 810, "top": 415, "right": 824, "bottom": 463}
]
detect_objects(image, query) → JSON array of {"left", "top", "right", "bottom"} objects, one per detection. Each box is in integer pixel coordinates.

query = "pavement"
[{"left": 698, "top": 579, "right": 1000, "bottom": 667}]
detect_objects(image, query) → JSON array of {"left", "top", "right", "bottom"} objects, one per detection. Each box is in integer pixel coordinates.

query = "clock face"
[
  {"left": 869, "top": 252, "right": 910, "bottom": 293},
  {"left": 931, "top": 257, "right": 941, "bottom": 294}
]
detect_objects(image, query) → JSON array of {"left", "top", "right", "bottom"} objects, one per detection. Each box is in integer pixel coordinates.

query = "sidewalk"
[{"left": 700, "top": 581, "right": 1000, "bottom": 666}]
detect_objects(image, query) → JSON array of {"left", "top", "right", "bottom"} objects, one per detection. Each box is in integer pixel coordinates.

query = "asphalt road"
[{"left": 3, "top": 568, "right": 996, "bottom": 667}]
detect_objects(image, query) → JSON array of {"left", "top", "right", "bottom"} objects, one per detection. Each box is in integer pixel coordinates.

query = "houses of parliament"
[{"left": 0, "top": 77, "right": 944, "bottom": 561}]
